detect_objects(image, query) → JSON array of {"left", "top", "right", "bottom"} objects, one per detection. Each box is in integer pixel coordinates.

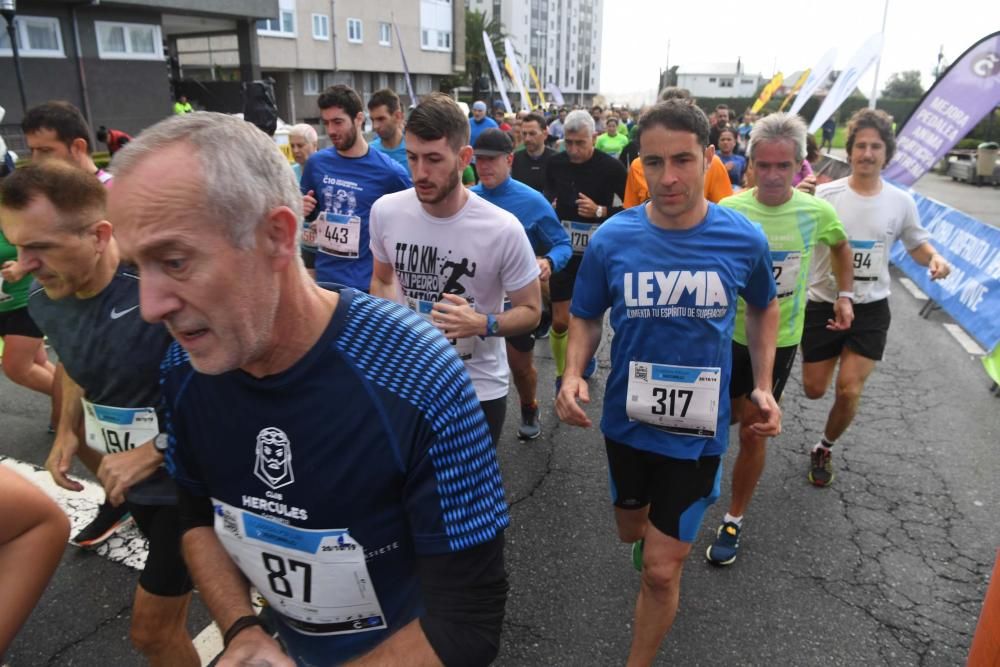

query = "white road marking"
[
  {"left": 942, "top": 323, "right": 986, "bottom": 356},
  {"left": 899, "top": 277, "right": 928, "bottom": 301},
  {"left": 193, "top": 623, "right": 224, "bottom": 664}
]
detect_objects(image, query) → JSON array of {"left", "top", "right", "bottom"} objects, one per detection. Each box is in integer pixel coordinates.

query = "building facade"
[
  {"left": 176, "top": 0, "right": 465, "bottom": 124},
  {"left": 466, "top": 0, "right": 602, "bottom": 107},
  {"left": 676, "top": 62, "right": 763, "bottom": 99}
]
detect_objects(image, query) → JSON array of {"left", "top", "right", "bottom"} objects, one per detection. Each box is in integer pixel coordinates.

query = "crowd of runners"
[{"left": 0, "top": 83, "right": 951, "bottom": 665}]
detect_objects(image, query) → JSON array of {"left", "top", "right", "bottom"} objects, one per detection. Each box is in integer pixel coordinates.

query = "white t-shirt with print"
[
  {"left": 370, "top": 188, "right": 540, "bottom": 401},
  {"left": 810, "top": 177, "right": 929, "bottom": 304}
]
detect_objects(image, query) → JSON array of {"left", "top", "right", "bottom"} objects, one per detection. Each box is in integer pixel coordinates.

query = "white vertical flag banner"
[
  {"left": 789, "top": 48, "right": 838, "bottom": 116},
  {"left": 483, "top": 31, "right": 513, "bottom": 114},
  {"left": 809, "top": 34, "right": 884, "bottom": 133},
  {"left": 504, "top": 38, "right": 533, "bottom": 111},
  {"left": 546, "top": 84, "right": 565, "bottom": 106}
]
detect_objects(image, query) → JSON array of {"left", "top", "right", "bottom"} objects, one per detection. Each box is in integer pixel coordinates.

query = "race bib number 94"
[
  {"left": 626, "top": 362, "right": 720, "bottom": 437},
  {"left": 850, "top": 239, "right": 884, "bottom": 282},
  {"left": 213, "top": 501, "right": 387, "bottom": 636}
]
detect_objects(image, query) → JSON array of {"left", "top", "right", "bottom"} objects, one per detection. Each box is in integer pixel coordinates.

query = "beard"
[
  {"left": 415, "top": 168, "right": 462, "bottom": 206},
  {"left": 333, "top": 125, "right": 358, "bottom": 152}
]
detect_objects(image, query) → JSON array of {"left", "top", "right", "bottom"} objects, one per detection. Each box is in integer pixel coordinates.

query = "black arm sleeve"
[
  {"left": 176, "top": 484, "right": 214, "bottom": 535},
  {"left": 610, "top": 158, "right": 628, "bottom": 216},
  {"left": 417, "top": 533, "right": 508, "bottom": 667}
]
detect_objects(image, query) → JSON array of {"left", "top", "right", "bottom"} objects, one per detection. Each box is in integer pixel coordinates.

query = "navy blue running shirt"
[{"left": 160, "top": 288, "right": 508, "bottom": 664}]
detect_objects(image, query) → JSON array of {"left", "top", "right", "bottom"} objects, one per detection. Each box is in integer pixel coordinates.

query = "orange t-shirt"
[{"left": 623, "top": 154, "right": 734, "bottom": 207}]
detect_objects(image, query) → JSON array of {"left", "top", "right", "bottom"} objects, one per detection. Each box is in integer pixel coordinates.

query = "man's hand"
[
  {"left": 97, "top": 443, "right": 164, "bottom": 506},
  {"left": 46, "top": 433, "right": 84, "bottom": 492},
  {"left": 796, "top": 175, "right": 817, "bottom": 195},
  {"left": 827, "top": 297, "right": 854, "bottom": 331},
  {"left": 747, "top": 388, "right": 781, "bottom": 437},
  {"left": 1, "top": 260, "right": 29, "bottom": 284},
  {"left": 302, "top": 190, "right": 317, "bottom": 218},
  {"left": 556, "top": 375, "right": 592, "bottom": 428},
  {"left": 431, "top": 293, "right": 486, "bottom": 340},
  {"left": 536, "top": 257, "right": 552, "bottom": 281},
  {"left": 575, "top": 193, "right": 600, "bottom": 218},
  {"left": 928, "top": 254, "right": 950, "bottom": 280},
  {"left": 218, "top": 627, "right": 295, "bottom": 667}
]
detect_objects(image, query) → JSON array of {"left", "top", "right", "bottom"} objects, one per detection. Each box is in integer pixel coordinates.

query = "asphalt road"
[{"left": 2, "top": 267, "right": 997, "bottom": 666}]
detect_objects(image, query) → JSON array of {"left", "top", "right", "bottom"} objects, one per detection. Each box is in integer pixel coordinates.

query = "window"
[
  {"left": 94, "top": 22, "right": 162, "bottom": 60},
  {"left": 379, "top": 22, "right": 391, "bottom": 47},
  {"left": 312, "top": 14, "right": 329, "bottom": 40},
  {"left": 708, "top": 77, "right": 717, "bottom": 83},
  {"left": 421, "top": 28, "right": 452, "bottom": 52},
  {"left": 257, "top": 0, "right": 296, "bottom": 37},
  {"left": 420, "top": 0, "right": 452, "bottom": 52},
  {"left": 720, "top": 78, "right": 734, "bottom": 88},
  {"left": 303, "top": 71, "right": 319, "bottom": 95},
  {"left": 347, "top": 18, "right": 362, "bottom": 43},
  {"left": 0, "top": 15, "right": 65, "bottom": 58},
  {"left": 742, "top": 78, "right": 755, "bottom": 84}
]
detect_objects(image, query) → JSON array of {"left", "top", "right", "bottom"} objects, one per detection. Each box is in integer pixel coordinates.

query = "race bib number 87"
[{"left": 626, "top": 362, "right": 720, "bottom": 437}]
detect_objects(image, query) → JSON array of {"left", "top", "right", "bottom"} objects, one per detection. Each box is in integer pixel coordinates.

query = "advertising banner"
[
  {"left": 789, "top": 48, "right": 837, "bottom": 116},
  {"left": 751, "top": 72, "right": 784, "bottom": 114},
  {"left": 809, "top": 33, "right": 884, "bottom": 133},
  {"left": 483, "top": 31, "right": 512, "bottom": 113}
]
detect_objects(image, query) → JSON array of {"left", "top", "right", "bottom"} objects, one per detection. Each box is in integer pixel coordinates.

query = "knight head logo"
[{"left": 254, "top": 427, "right": 294, "bottom": 490}]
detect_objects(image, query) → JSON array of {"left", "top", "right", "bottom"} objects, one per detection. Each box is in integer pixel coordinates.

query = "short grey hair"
[
  {"left": 111, "top": 112, "right": 302, "bottom": 249},
  {"left": 288, "top": 123, "right": 318, "bottom": 147},
  {"left": 748, "top": 112, "right": 807, "bottom": 162},
  {"left": 563, "top": 109, "right": 595, "bottom": 136}
]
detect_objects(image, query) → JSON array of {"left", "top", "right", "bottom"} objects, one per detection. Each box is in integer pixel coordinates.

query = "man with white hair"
[
  {"left": 108, "top": 111, "right": 510, "bottom": 666},
  {"left": 544, "top": 109, "right": 627, "bottom": 388},
  {"left": 287, "top": 123, "right": 317, "bottom": 181},
  {"left": 706, "top": 112, "right": 854, "bottom": 566}
]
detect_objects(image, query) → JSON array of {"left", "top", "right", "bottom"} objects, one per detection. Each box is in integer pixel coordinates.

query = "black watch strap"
[{"left": 223, "top": 614, "right": 264, "bottom": 648}]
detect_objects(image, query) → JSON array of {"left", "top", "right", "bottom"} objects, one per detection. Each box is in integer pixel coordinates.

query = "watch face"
[{"left": 154, "top": 433, "right": 169, "bottom": 452}]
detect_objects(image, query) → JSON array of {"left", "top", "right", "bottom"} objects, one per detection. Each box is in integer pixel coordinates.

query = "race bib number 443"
[
  {"left": 626, "top": 362, "right": 721, "bottom": 437},
  {"left": 213, "top": 501, "right": 387, "bottom": 636},
  {"left": 315, "top": 211, "right": 361, "bottom": 258}
]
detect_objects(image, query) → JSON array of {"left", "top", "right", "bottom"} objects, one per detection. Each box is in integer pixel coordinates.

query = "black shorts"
[
  {"left": 549, "top": 254, "right": 582, "bottom": 303},
  {"left": 480, "top": 396, "right": 507, "bottom": 448},
  {"left": 729, "top": 342, "right": 798, "bottom": 401},
  {"left": 604, "top": 438, "right": 722, "bottom": 543},
  {"left": 801, "top": 299, "right": 891, "bottom": 362},
  {"left": 129, "top": 502, "right": 193, "bottom": 597},
  {"left": 301, "top": 247, "right": 316, "bottom": 269},
  {"left": 505, "top": 333, "right": 535, "bottom": 353},
  {"left": 0, "top": 306, "right": 44, "bottom": 339}
]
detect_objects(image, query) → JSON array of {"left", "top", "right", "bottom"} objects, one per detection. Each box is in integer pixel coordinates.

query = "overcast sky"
[{"left": 599, "top": 0, "right": 1000, "bottom": 105}]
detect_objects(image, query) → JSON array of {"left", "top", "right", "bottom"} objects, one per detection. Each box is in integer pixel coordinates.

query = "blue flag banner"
[{"left": 890, "top": 186, "right": 1000, "bottom": 352}]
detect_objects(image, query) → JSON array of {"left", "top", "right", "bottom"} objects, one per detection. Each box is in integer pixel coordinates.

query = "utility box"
[{"left": 977, "top": 142, "right": 999, "bottom": 181}]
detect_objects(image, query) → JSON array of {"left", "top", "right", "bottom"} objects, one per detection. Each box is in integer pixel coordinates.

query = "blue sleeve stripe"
[
  {"left": 158, "top": 342, "right": 210, "bottom": 495},
  {"left": 337, "top": 293, "right": 509, "bottom": 551}
]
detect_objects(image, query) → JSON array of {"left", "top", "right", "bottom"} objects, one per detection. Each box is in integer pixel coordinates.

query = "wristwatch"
[
  {"left": 485, "top": 313, "right": 500, "bottom": 337},
  {"left": 837, "top": 291, "right": 855, "bottom": 302},
  {"left": 153, "top": 432, "right": 169, "bottom": 454},
  {"left": 595, "top": 205, "right": 606, "bottom": 218}
]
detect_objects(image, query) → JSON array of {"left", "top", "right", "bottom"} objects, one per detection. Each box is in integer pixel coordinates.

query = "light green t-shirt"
[
  {"left": 595, "top": 131, "right": 629, "bottom": 158},
  {"left": 721, "top": 188, "right": 847, "bottom": 347}
]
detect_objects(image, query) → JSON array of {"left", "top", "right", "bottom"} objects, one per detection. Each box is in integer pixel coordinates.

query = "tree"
[
  {"left": 441, "top": 10, "right": 508, "bottom": 101},
  {"left": 882, "top": 70, "right": 924, "bottom": 99}
]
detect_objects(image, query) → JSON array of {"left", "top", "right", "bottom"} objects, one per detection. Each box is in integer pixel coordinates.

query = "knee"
[
  {"left": 641, "top": 558, "right": 684, "bottom": 597},
  {"left": 130, "top": 618, "right": 174, "bottom": 656},
  {"left": 1, "top": 352, "right": 29, "bottom": 383},
  {"left": 835, "top": 380, "right": 864, "bottom": 404},
  {"left": 802, "top": 379, "right": 827, "bottom": 400}
]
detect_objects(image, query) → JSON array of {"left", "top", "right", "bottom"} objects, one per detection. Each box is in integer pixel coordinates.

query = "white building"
[
  {"left": 467, "top": 0, "right": 602, "bottom": 106},
  {"left": 676, "top": 62, "right": 762, "bottom": 99}
]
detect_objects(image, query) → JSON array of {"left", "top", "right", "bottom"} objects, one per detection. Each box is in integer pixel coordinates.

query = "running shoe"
[
  {"left": 554, "top": 376, "right": 562, "bottom": 394},
  {"left": 517, "top": 403, "right": 541, "bottom": 440},
  {"left": 706, "top": 521, "right": 742, "bottom": 565},
  {"left": 73, "top": 501, "right": 133, "bottom": 548},
  {"left": 582, "top": 357, "right": 597, "bottom": 379},
  {"left": 631, "top": 539, "right": 644, "bottom": 572},
  {"left": 809, "top": 447, "right": 835, "bottom": 487},
  {"left": 533, "top": 309, "right": 552, "bottom": 339}
]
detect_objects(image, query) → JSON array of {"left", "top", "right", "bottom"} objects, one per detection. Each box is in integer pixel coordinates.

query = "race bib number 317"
[{"left": 625, "top": 362, "right": 720, "bottom": 437}]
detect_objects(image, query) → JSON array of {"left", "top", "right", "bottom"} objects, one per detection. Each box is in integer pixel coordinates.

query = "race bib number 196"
[
  {"left": 213, "top": 501, "right": 387, "bottom": 636},
  {"left": 626, "top": 362, "right": 720, "bottom": 437},
  {"left": 82, "top": 400, "right": 159, "bottom": 454}
]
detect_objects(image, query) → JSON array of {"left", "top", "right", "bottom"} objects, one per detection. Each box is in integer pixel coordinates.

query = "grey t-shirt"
[{"left": 28, "top": 265, "right": 176, "bottom": 504}]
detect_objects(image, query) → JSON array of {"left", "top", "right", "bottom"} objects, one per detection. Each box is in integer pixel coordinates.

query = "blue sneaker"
[
  {"left": 582, "top": 357, "right": 597, "bottom": 379},
  {"left": 706, "top": 521, "right": 742, "bottom": 566}
]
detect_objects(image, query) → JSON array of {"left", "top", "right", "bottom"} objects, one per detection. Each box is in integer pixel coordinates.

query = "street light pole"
[{"left": 1, "top": 0, "right": 28, "bottom": 115}]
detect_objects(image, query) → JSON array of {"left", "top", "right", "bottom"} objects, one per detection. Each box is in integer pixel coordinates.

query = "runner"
[
  {"left": 20, "top": 100, "right": 127, "bottom": 544},
  {"left": 0, "top": 161, "right": 197, "bottom": 666},
  {"left": 556, "top": 100, "right": 780, "bottom": 666},
  {"left": 300, "top": 85, "right": 411, "bottom": 291},
  {"left": 109, "top": 110, "right": 510, "bottom": 666},
  {"left": 802, "top": 108, "right": 950, "bottom": 486},
  {"left": 706, "top": 113, "right": 854, "bottom": 566},
  {"left": 367, "top": 88, "right": 409, "bottom": 173},
  {"left": 595, "top": 117, "right": 629, "bottom": 159},
  {"left": 370, "top": 94, "right": 542, "bottom": 447},
  {"left": 544, "top": 109, "right": 627, "bottom": 389},
  {"left": 471, "top": 128, "right": 571, "bottom": 440},
  {"left": 511, "top": 112, "right": 557, "bottom": 194}
]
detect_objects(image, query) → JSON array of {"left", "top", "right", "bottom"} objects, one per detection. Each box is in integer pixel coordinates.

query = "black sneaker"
[
  {"left": 73, "top": 501, "right": 133, "bottom": 548},
  {"left": 517, "top": 403, "right": 541, "bottom": 440},
  {"left": 706, "top": 521, "right": 742, "bottom": 565},
  {"left": 808, "top": 447, "right": 835, "bottom": 487}
]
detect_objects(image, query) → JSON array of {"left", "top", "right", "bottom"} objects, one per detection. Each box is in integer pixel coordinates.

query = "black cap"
[{"left": 473, "top": 128, "right": 514, "bottom": 156}]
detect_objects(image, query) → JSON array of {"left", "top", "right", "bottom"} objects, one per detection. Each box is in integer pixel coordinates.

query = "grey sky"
[{"left": 599, "top": 0, "right": 1000, "bottom": 106}]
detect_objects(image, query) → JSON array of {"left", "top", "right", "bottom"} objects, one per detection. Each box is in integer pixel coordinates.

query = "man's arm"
[
  {"left": 908, "top": 242, "right": 951, "bottom": 280},
  {"left": 47, "top": 365, "right": 86, "bottom": 491},
  {"left": 433, "top": 279, "right": 541, "bottom": 339},
  {"left": 743, "top": 298, "right": 781, "bottom": 437},
  {"left": 370, "top": 259, "right": 401, "bottom": 300},
  {"left": 555, "top": 315, "right": 604, "bottom": 428},
  {"left": 827, "top": 239, "right": 855, "bottom": 331},
  {"left": 97, "top": 442, "right": 164, "bottom": 507}
]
